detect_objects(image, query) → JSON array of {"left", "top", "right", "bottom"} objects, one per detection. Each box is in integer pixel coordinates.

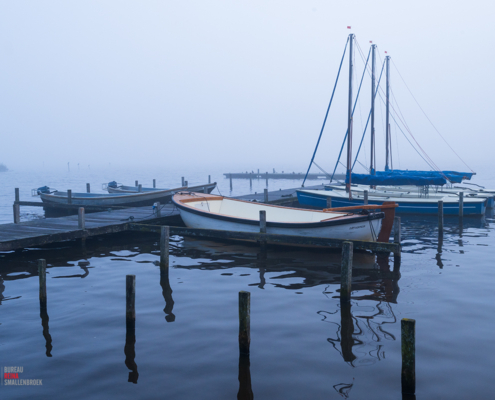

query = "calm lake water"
[{"left": 1, "top": 167, "right": 494, "bottom": 399}]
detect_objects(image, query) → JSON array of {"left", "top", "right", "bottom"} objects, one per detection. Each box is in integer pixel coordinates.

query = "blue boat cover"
[
  {"left": 346, "top": 172, "right": 447, "bottom": 186},
  {"left": 373, "top": 170, "right": 472, "bottom": 183}
]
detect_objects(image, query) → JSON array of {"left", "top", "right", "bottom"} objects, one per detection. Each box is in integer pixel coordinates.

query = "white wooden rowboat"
[{"left": 172, "top": 192, "right": 395, "bottom": 243}]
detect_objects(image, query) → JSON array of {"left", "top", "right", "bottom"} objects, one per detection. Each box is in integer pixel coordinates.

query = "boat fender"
[
  {"left": 37, "top": 186, "right": 51, "bottom": 195},
  {"left": 108, "top": 181, "right": 118, "bottom": 188}
]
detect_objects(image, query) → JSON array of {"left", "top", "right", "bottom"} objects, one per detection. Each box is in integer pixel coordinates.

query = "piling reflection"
[
  {"left": 124, "top": 318, "right": 139, "bottom": 383},
  {"left": 39, "top": 297, "right": 53, "bottom": 357},
  {"left": 160, "top": 268, "right": 175, "bottom": 322},
  {"left": 237, "top": 354, "right": 254, "bottom": 400}
]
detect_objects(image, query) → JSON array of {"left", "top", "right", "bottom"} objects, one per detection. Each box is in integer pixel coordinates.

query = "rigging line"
[
  {"left": 329, "top": 46, "right": 372, "bottom": 182},
  {"left": 375, "top": 85, "right": 442, "bottom": 172},
  {"left": 302, "top": 36, "right": 349, "bottom": 188},
  {"left": 391, "top": 58, "right": 474, "bottom": 173},
  {"left": 351, "top": 60, "right": 386, "bottom": 170}
]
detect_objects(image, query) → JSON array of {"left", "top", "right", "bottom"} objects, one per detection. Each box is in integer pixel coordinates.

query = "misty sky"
[{"left": 0, "top": 1, "right": 493, "bottom": 174}]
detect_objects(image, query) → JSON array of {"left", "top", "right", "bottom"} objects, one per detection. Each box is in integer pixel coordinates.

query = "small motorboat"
[{"left": 172, "top": 192, "right": 396, "bottom": 243}]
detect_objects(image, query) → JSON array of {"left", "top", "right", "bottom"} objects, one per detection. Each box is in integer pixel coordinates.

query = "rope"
[
  {"left": 302, "top": 37, "right": 349, "bottom": 187},
  {"left": 391, "top": 59, "right": 474, "bottom": 173}
]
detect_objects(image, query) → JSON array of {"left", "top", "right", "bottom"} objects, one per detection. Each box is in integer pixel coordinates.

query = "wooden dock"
[
  {"left": 0, "top": 185, "right": 400, "bottom": 254},
  {"left": 225, "top": 172, "right": 346, "bottom": 180}
]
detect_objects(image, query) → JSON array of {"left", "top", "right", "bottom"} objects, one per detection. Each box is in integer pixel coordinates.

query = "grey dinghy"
[
  {"left": 172, "top": 192, "right": 396, "bottom": 243},
  {"left": 106, "top": 182, "right": 217, "bottom": 195}
]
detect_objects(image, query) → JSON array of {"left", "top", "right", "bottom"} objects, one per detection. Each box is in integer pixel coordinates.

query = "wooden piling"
[
  {"left": 13, "top": 187, "right": 20, "bottom": 224},
  {"left": 160, "top": 226, "right": 169, "bottom": 269},
  {"left": 86, "top": 183, "right": 90, "bottom": 193},
  {"left": 401, "top": 318, "right": 416, "bottom": 395},
  {"left": 265, "top": 172, "right": 268, "bottom": 187},
  {"left": 259, "top": 210, "right": 266, "bottom": 234},
  {"left": 185, "top": 180, "right": 188, "bottom": 187},
  {"left": 204, "top": 185, "right": 207, "bottom": 194},
  {"left": 153, "top": 179, "right": 156, "bottom": 188},
  {"left": 67, "top": 189, "right": 72, "bottom": 205},
  {"left": 326, "top": 197, "right": 332, "bottom": 209},
  {"left": 438, "top": 200, "right": 444, "bottom": 234},
  {"left": 394, "top": 216, "right": 401, "bottom": 244},
  {"left": 126, "top": 275, "right": 136, "bottom": 328},
  {"left": 264, "top": 188, "right": 268, "bottom": 203},
  {"left": 181, "top": 177, "right": 185, "bottom": 186},
  {"left": 459, "top": 192, "right": 464, "bottom": 217},
  {"left": 340, "top": 241, "right": 353, "bottom": 302},
  {"left": 249, "top": 174, "right": 252, "bottom": 187},
  {"left": 239, "top": 291, "right": 250, "bottom": 355},
  {"left": 364, "top": 190, "right": 369, "bottom": 205},
  {"left": 138, "top": 184, "right": 142, "bottom": 192},
  {"left": 135, "top": 180, "right": 138, "bottom": 187},
  {"left": 78, "top": 207, "right": 85, "bottom": 230},
  {"left": 155, "top": 202, "right": 161, "bottom": 217},
  {"left": 208, "top": 175, "right": 211, "bottom": 184},
  {"left": 39, "top": 259, "right": 47, "bottom": 306},
  {"left": 230, "top": 174, "right": 233, "bottom": 191}
]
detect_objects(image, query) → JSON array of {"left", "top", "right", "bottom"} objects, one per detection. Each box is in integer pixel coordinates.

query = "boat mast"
[
  {"left": 346, "top": 33, "right": 354, "bottom": 198},
  {"left": 385, "top": 55, "right": 391, "bottom": 171},
  {"left": 370, "top": 44, "right": 376, "bottom": 176}
]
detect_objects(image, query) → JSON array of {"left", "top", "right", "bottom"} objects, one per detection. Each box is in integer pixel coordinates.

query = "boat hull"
[{"left": 297, "top": 190, "right": 486, "bottom": 216}]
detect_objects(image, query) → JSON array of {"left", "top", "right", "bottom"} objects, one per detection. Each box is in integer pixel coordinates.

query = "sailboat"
[{"left": 297, "top": 34, "right": 489, "bottom": 215}]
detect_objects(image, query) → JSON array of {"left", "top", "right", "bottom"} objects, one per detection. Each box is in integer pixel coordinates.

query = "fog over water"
[{"left": 0, "top": 1, "right": 493, "bottom": 175}]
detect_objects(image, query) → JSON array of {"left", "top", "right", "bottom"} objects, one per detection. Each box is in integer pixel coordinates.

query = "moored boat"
[
  {"left": 106, "top": 182, "right": 216, "bottom": 195},
  {"left": 172, "top": 192, "right": 395, "bottom": 243}
]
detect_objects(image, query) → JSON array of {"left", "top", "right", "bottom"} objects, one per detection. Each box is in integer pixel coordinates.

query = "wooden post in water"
[
  {"left": 264, "top": 188, "right": 268, "bottom": 203},
  {"left": 340, "top": 241, "right": 353, "bottom": 302},
  {"left": 13, "top": 188, "right": 20, "bottom": 224},
  {"left": 394, "top": 217, "right": 401, "bottom": 244},
  {"left": 230, "top": 174, "right": 233, "bottom": 191},
  {"left": 153, "top": 179, "right": 156, "bottom": 188},
  {"left": 459, "top": 192, "right": 464, "bottom": 217},
  {"left": 438, "top": 200, "right": 444, "bottom": 234},
  {"left": 160, "top": 226, "right": 169, "bottom": 270},
  {"left": 364, "top": 190, "right": 369, "bottom": 205},
  {"left": 86, "top": 183, "right": 90, "bottom": 193},
  {"left": 265, "top": 172, "right": 268, "bottom": 187},
  {"left": 203, "top": 185, "right": 207, "bottom": 194},
  {"left": 249, "top": 174, "right": 252, "bottom": 188},
  {"left": 326, "top": 197, "right": 332, "bottom": 209},
  {"left": 138, "top": 184, "right": 142, "bottom": 192},
  {"left": 135, "top": 180, "right": 138, "bottom": 187},
  {"left": 185, "top": 180, "right": 188, "bottom": 187},
  {"left": 259, "top": 210, "right": 266, "bottom": 234},
  {"left": 208, "top": 175, "right": 211, "bottom": 184},
  {"left": 39, "top": 259, "right": 47, "bottom": 308},
  {"left": 155, "top": 202, "right": 161, "bottom": 217},
  {"left": 239, "top": 291, "right": 250, "bottom": 355},
  {"left": 78, "top": 207, "right": 85, "bottom": 230},
  {"left": 67, "top": 189, "right": 72, "bottom": 205},
  {"left": 181, "top": 177, "right": 185, "bottom": 186},
  {"left": 401, "top": 318, "right": 416, "bottom": 395},
  {"left": 126, "top": 275, "right": 136, "bottom": 330}
]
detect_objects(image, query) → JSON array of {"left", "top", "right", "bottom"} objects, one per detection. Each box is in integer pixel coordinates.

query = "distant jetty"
[
  {"left": 224, "top": 171, "right": 345, "bottom": 180},
  {"left": 0, "top": 163, "right": 8, "bottom": 172}
]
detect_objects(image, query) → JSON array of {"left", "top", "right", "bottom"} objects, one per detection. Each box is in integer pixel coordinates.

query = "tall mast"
[
  {"left": 385, "top": 55, "right": 391, "bottom": 171},
  {"left": 346, "top": 33, "right": 354, "bottom": 198},
  {"left": 370, "top": 44, "right": 376, "bottom": 175}
]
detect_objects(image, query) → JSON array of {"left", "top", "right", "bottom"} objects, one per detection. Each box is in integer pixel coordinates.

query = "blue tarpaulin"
[
  {"left": 346, "top": 172, "right": 447, "bottom": 186},
  {"left": 373, "top": 170, "right": 473, "bottom": 183}
]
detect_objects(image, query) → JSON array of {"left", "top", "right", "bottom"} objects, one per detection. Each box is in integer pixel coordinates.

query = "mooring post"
[
  {"left": 78, "top": 207, "right": 85, "bottom": 230},
  {"left": 39, "top": 258, "right": 47, "bottom": 306},
  {"left": 239, "top": 291, "right": 250, "bottom": 355},
  {"left": 259, "top": 210, "right": 266, "bottom": 234},
  {"left": 438, "top": 200, "right": 444, "bottom": 234},
  {"left": 203, "top": 185, "right": 208, "bottom": 194},
  {"left": 154, "top": 202, "right": 161, "bottom": 217},
  {"left": 230, "top": 173, "right": 233, "bottom": 191},
  {"left": 264, "top": 188, "right": 268, "bottom": 203},
  {"left": 459, "top": 192, "right": 464, "bottom": 217},
  {"left": 153, "top": 179, "right": 156, "bottom": 188},
  {"left": 13, "top": 188, "right": 20, "bottom": 224},
  {"left": 326, "top": 197, "right": 332, "bottom": 209},
  {"left": 265, "top": 172, "right": 268, "bottom": 187},
  {"left": 340, "top": 241, "right": 353, "bottom": 302},
  {"left": 394, "top": 216, "right": 401, "bottom": 244},
  {"left": 160, "top": 226, "right": 169, "bottom": 270},
  {"left": 208, "top": 175, "right": 211, "bottom": 184},
  {"left": 184, "top": 180, "right": 188, "bottom": 187},
  {"left": 138, "top": 184, "right": 142, "bottom": 192},
  {"left": 126, "top": 275, "right": 136, "bottom": 331},
  {"left": 181, "top": 177, "right": 185, "bottom": 186},
  {"left": 364, "top": 190, "right": 369, "bottom": 205},
  {"left": 249, "top": 174, "right": 252, "bottom": 187},
  {"left": 135, "top": 180, "right": 138, "bottom": 187},
  {"left": 67, "top": 189, "right": 72, "bottom": 205},
  {"left": 86, "top": 183, "right": 90, "bottom": 193},
  {"left": 401, "top": 318, "right": 416, "bottom": 395}
]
